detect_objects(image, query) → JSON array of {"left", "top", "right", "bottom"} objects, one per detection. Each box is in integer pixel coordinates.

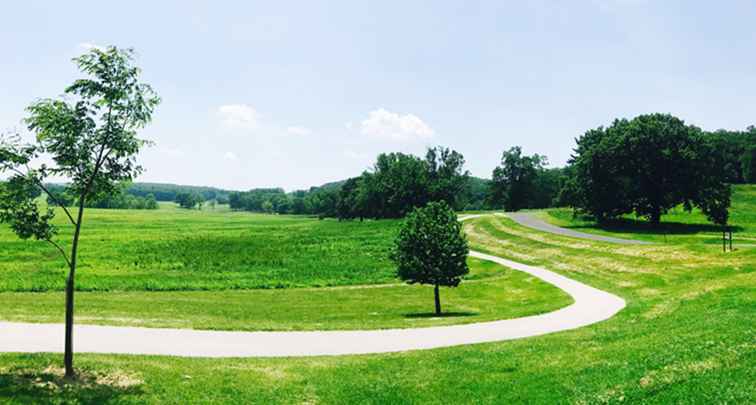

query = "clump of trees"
[
  {"left": 335, "top": 147, "right": 469, "bottom": 219},
  {"left": 229, "top": 146, "right": 471, "bottom": 219},
  {"left": 391, "top": 201, "right": 469, "bottom": 315},
  {"left": 0, "top": 46, "right": 159, "bottom": 378},
  {"left": 45, "top": 184, "right": 159, "bottom": 210},
  {"left": 127, "top": 182, "right": 230, "bottom": 202},
  {"left": 489, "top": 147, "right": 565, "bottom": 211},
  {"left": 703, "top": 126, "right": 756, "bottom": 184},
  {"left": 175, "top": 192, "right": 204, "bottom": 209},
  {"left": 560, "top": 114, "right": 731, "bottom": 227}
]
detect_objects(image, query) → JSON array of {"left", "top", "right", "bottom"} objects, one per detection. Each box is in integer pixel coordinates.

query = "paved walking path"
[
  {"left": 0, "top": 215, "right": 625, "bottom": 358},
  {"left": 507, "top": 212, "right": 652, "bottom": 245}
]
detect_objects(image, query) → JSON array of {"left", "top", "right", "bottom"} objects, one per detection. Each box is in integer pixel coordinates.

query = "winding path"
[
  {"left": 0, "top": 215, "right": 625, "bottom": 358},
  {"left": 507, "top": 212, "right": 652, "bottom": 245}
]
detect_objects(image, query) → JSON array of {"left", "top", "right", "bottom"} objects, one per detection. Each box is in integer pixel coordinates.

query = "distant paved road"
[{"left": 507, "top": 212, "right": 652, "bottom": 245}]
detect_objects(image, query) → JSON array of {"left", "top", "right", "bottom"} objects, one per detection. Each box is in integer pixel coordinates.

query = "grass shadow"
[
  {"left": 565, "top": 216, "right": 744, "bottom": 235},
  {"left": 0, "top": 365, "right": 143, "bottom": 404},
  {"left": 404, "top": 311, "right": 479, "bottom": 319}
]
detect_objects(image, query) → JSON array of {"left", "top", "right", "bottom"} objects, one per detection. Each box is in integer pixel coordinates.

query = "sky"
[{"left": 2, "top": 1, "right": 756, "bottom": 191}]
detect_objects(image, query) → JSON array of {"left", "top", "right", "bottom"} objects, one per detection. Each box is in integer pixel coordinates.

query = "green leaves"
[
  {"left": 0, "top": 174, "right": 57, "bottom": 242},
  {"left": 565, "top": 113, "right": 732, "bottom": 226},
  {"left": 392, "top": 201, "right": 469, "bottom": 287}
]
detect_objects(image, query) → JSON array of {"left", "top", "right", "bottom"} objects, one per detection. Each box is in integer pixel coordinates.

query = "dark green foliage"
[
  {"left": 338, "top": 147, "right": 470, "bottom": 219},
  {"left": 88, "top": 192, "right": 158, "bottom": 210},
  {"left": 126, "top": 182, "right": 231, "bottom": 202},
  {"left": 562, "top": 114, "right": 731, "bottom": 225},
  {"left": 490, "top": 147, "right": 563, "bottom": 211},
  {"left": 392, "top": 201, "right": 469, "bottom": 314},
  {"left": 175, "top": 192, "right": 203, "bottom": 209},
  {"left": 703, "top": 126, "right": 756, "bottom": 183},
  {"left": 742, "top": 145, "right": 756, "bottom": 183}
]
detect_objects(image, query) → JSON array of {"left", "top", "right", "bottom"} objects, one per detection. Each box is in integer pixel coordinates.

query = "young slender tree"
[
  {"left": 0, "top": 46, "right": 159, "bottom": 378},
  {"left": 391, "top": 201, "right": 469, "bottom": 315}
]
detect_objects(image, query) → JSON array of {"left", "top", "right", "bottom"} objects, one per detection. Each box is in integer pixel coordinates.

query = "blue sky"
[{"left": 2, "top": 1, "right": 755, "bottom": 190}]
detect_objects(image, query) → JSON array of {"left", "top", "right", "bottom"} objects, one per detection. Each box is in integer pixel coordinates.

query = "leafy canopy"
[
  {"left": 562, "top": 113, "right": 731, "bottom": 225},
  {"left": 392, "top": 201, "right": 469, "bottom": 287}
]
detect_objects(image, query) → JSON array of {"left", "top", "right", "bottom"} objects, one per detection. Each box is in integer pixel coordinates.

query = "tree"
[
  {"left": 563, "top": 114, "right": 731, "bottom": 226},
  {"left": 742, "top": 146, "right": 756, "bottom": 183},
  {"left": 0, "top": 46, "right": 159, "bottom": 378},
  {"left": 490, "top": 147, "right": 547, "bottom": 211},
  {"left": 391, "top": 201, "right": 469, "bottom": 315},
  {"left": 175, "top": 192, "right": 202, "bottom": 209},
  {"left": 425, "top": 146, "right": 470, "bottom": 210}
]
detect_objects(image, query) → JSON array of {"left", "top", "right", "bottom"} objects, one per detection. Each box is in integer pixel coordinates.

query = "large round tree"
[
  {"left": 563, "top": 114, "right": 730, "bottom": 227},
  {"left": 391, "top": 201, "right": 469, "bottom": 315}
]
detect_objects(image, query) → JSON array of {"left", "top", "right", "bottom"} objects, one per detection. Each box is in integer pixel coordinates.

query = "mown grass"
[
  {"left": 543, "top": 184, "right": 756, "bottom": 246},
  {"left": 0, "top": 257, "right": 571, "bottom": 331},
  {"left": 1, "top": 187, "right": 754, "bottom": 403}
]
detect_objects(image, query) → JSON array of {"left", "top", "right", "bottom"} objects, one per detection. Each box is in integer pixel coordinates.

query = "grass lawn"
[
  {"left": 0, "top": 205, "right": 402, "bottom": 291},
  {"left": 542, "top": 184, "right": 756, "bottom": 246},
  {"left": 0, "top": 187, "right": 754, "bottom": 403},
  {"left": 0, "top": 256, "right": 571, "bottom": 331}
]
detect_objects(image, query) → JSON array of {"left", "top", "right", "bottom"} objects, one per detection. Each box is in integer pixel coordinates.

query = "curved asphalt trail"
[
  {"left": 507, "top": 212, "right": 652, "bottom": 245},
  {"left": 0, "top": 215, "right": 626, "bottom": 358}
]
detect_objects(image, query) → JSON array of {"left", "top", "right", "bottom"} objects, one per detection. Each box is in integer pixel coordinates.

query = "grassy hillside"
[
  {"left": 543, "top": 184, "right": 756, "bottom": 245},
  {"left": 0, "top": 206, "right": 401, "bottom": 292},
  {"left": 0, "top": 187, "right": 753, "bottom": 403}
]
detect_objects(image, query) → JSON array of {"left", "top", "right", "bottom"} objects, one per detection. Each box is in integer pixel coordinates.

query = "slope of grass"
[
  {"left": 543, "top": 184, "right": 756, "bottom": 246},
  {"left": 0, "top": 206, "right": 402, "bottom": 292},
  {"left": 0, "top": 187, "right": 754, "bottom": 403},
  {"left": 0, "top": 257, "right": 571, "bottom": 331}
]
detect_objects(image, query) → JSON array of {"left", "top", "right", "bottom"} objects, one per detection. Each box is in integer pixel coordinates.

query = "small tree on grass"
[
  {"left": 0, "top": 46, "right": 159, "bottom": 378},
  {"left": 391, "top": 201, "right": 469, "bottom": 315}
]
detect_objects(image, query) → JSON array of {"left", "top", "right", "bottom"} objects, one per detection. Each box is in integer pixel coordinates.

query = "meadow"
[
  {"left": 0, "top": 186, "right": 754, "bottom": 403},
  {"left": 0, "top": 203, "right": 570, "bottom": 331}
]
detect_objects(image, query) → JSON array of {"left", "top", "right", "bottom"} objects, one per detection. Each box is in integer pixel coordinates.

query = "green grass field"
[
  {"left": 0, "top": 205, "right": 401, "bottom": 291},
  {"left": 0, "top": 203, "right": 570, "bottom": 331},
  {"left": 1, "top": 186, "right": 754, "bottom": 403}
]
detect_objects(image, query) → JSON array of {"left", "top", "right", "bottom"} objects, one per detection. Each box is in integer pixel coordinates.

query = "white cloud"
[
  {"left": 359, "top": 108, "right": 434, "bottom": 142},
  {"left": 223, "top": 151, "right": 238, "bottom": 161},
  {"left": 217, "top": 104, "right": 260, "bottom": 130},
  {"left": 286, "top": 126, "right": 312, "bottom": 136}
]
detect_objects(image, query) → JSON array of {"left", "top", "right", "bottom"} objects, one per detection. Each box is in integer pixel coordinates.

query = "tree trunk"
[
  {"left": 434, "top": 284, "right": 441, "bottom": 315},
  {"left": 650, "top": 209, "right": 661, "bottom": 226},
  {"left": 65, "top": 199, "right": 86, "bottom": 379}
]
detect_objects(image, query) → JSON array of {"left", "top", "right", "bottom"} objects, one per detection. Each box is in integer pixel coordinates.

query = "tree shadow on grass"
[
  {"left": 404, "top": 311, "right": 479, "bottom": 319},
  {"left": 0, "top": 365, "right": 143, "bottom": 404},
  {"left": 566, "top": 216, "right": 744, "bottom": 235}
]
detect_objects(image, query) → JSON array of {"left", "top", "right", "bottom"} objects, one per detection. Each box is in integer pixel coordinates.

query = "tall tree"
[
  {"left": 391, "top": 201, "right": 469, "bottom": 315},
  {"left": 742, "top": 146, "right": 756, "bottom": 183},
  {"left": 490, "top": 147, "right": 547, "bottom": 211},
  {"left": 0, "top": 46, "right": 159, "bottom": 378},
  {"left": 425, "top": 146, "right": 470, "bottom": 210},
  {"left": 563, "top": 114, "right": 731, "bottom": 226}
]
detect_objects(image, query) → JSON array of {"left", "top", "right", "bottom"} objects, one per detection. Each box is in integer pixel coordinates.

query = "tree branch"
[
  {"left": 46, "top": 238, "right": 72, "bottom": 269},
  {"left": 11, "top": 167, "right": 77, "bottom": 227}
]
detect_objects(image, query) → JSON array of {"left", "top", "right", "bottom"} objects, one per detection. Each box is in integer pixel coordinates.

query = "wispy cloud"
[{"left": 217, "top": 104, "right": 260, "bottom": 131}]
